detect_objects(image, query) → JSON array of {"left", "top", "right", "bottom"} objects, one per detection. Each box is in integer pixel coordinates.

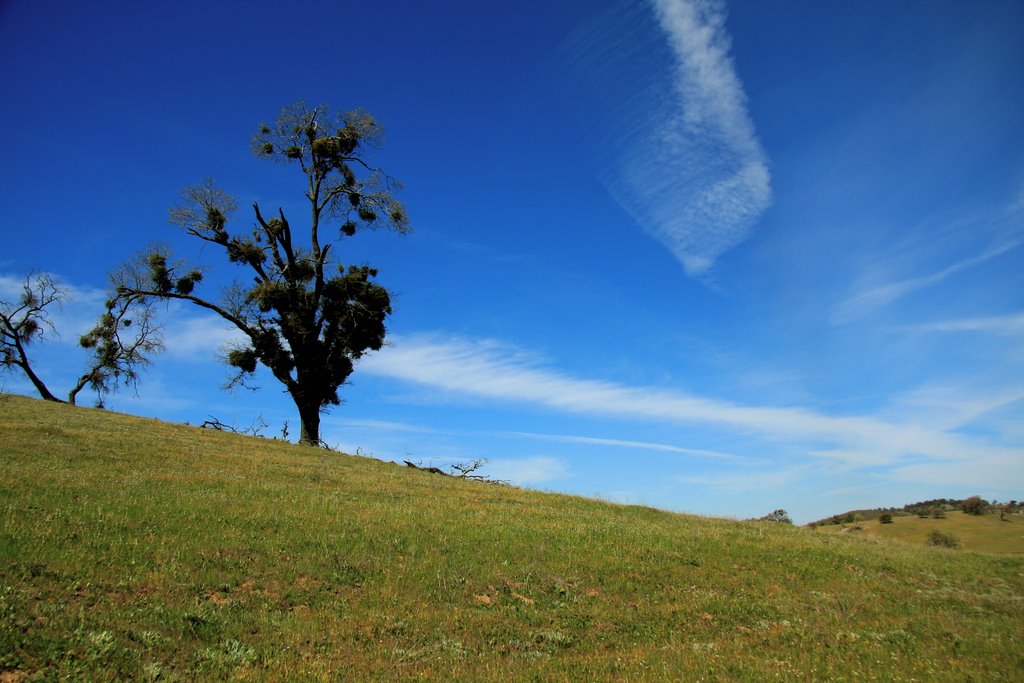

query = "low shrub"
[
  {"left": 927, "top": 530, "right": 959, "bottom": 549},
  {"left": 879, "top": 513, "right": 894, "bottom": 524}
]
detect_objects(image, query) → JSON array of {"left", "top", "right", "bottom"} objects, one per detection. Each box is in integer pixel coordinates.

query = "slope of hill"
[
  {"left": 814, "top": 510, "right": 1024, "bottom": 555},
  {"left": 1, "top": 394, "right": 1023, "bottom": 680},
  {"left": 810, "top": 497, "right": 1023, "bottom": 532}
]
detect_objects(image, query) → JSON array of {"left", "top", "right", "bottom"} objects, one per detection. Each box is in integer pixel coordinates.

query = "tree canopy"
[{"left": 118, "top": 102, "right": 409, "bottom": 445}]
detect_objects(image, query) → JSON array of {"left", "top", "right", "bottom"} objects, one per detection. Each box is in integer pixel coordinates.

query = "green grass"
[
  {"left": 816, "top": 511, "right": 1024, "bottom": 555},
  {"left": 1, "top": 394, "right": 1023, "bottom": 681}
]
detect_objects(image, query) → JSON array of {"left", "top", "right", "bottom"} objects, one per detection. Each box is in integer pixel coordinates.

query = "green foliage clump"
[
  {"left": 927, "top": 530, "right": 960, "bottom": 549},
  {"left": 226, "top": 348, "right": 258, "bottom": 374},
  {"left": 147, "top": 254, "right": 173, "bottom": 294},
  {"left": 879, "top": 513, "right": 893, "bottom": 524},
  {"left": 961, "top": 496, "right": 987, "bottom": 516}
]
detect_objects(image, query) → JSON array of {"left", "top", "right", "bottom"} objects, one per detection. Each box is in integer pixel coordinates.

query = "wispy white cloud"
[
  {"left": 676, "top": 465, "right": 810, "bottom": 494},
  {"left": 360, "top": 334, "right": 1023, "bottom": 473},
  {"left": 160, "top": 310, "right": 246, "bottom": 360},
  {"left": 0, "top": 271, "right": 107, "bottom": 340},
  {"left": 889, "top": 452, "right": 1024, "bottom": 490},
  {"left": 504, "top": 431, "right": 748, "bottom": 462},
  {"left": 115, "top": 375, "right": 214, "bottom": 414},
  {"left": 882, "top": 384, "right": 1024, "bottom": 432},
  {"left": 485, "top": 456, "right": 571, "bottom": 486},
  {"left": 329, "top": 417, "right": 442, "bottom": 434},
  {"left": 323, "top": 417, "right": 744, "bottom": 462},
  {"left": 0, "top": 273, "right": 26, "bottom": 299},
  {"left": 596, "top": 0, "right": 771, "bottom": 277},
  {"left": 832, "top": 241, "right": 1021, "bottom": 323},
  {"left": 901, "top": 313, "right": 1024, "bottom": 336}
]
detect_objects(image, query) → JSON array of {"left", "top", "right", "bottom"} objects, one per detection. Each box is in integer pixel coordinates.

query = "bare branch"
[
  {"left": 403, "top": 458, "right": 510, "bottom": 486},
  {"left": 199, "top": 414, "right": 270, "bottom": 437},
  {"left": 168, "top": 178, "right": 238, "bottom": 240}
]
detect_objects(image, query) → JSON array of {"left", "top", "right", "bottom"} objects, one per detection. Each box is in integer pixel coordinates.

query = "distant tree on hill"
[
  {"left": 879, "top": 513, "right": 893, "bottom": 524},
  {"left": 116, "top": 102, "right": 409, "bottom": 445},
  {"left": 0, "top": 272, "right": 161, "bottom": 406},
  {"left": 904, "top": 498, "right": 957, "bottom": 513},
  {"left": 756, "top": 509, "right": 792, "bottom": 524},
  {"left": 961, "top": 496, "right": 987, "bottom": 516}
]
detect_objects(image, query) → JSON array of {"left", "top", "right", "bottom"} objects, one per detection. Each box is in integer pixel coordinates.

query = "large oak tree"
[{"left": 120, "top": 102, "right": 409, "bottom": 444}]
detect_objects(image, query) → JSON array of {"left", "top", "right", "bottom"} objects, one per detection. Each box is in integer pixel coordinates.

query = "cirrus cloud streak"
[
  {"left": 614, "top": 0, "right": 772, "bottom": 276},
  {"left": 360, "top": 334, "right": 1022, "bottom": 474}
]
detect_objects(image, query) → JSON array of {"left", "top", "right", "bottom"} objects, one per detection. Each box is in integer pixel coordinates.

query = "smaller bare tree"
[
  {"left": 0, "top": 273, "right": 65, "bottom": 402},
  {"left": 0, "top": 272, "right": 162, "bottom": 406}
]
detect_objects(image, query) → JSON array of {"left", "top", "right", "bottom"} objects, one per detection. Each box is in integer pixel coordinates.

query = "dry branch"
[{"left": 403, "top": 459, "right": 510, "bottom": 486}]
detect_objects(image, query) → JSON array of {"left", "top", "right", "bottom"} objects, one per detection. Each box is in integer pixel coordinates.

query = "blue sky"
[{"left": 2, "top": 0, "right": 1022, "bottom": 524}]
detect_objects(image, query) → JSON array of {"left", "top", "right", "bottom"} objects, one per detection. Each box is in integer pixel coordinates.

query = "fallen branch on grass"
[
  {"left": 403, "top": 458, "right": 511, "bottom": 486},
  {"left": 199, "top": 414, "right": 270, "bottom": 437}
]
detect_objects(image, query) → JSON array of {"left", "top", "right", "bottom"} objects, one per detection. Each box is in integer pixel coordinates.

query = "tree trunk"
[
  {"left": 67, "top": 376, "right": 89, "bottom": 406},
  {"left": 19, "top": 361, "right": 63, "bottom": 403},
  {"left": 296, "top": 399, "right": 321, "bottom": 446}
]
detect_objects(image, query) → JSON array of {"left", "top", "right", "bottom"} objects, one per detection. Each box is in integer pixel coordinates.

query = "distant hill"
[
  {"left": 813, "top": 510, "right": 1024, "bottom": 555},
  {"left": 1, "top": 394, "right": 1023, "bottom": 680},
  {"left": 809, "top": 497, "right": 1023, "bottom": 529}
]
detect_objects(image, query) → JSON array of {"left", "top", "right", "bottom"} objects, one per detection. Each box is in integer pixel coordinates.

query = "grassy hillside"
[
  {"left": 1, "top": 394, "right": 1022, "bottom": 681},
  {"left": 815, "top": 511, "right": 1024, "bottom": 555}
]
